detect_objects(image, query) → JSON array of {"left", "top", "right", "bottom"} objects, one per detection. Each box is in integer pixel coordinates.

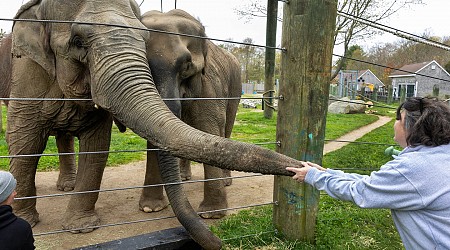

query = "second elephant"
[{"left": 138, "top": 9, "right": 242, "bottom": 219}]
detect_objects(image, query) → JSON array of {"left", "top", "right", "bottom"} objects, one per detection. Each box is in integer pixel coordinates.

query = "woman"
[{"left": 287, "top": 97, "right": 450, "bottom": 249}]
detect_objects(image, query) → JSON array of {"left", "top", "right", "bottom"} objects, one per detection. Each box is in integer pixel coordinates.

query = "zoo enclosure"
[{"left": 0, "top": 0, "right": 449, "bottom": 247}]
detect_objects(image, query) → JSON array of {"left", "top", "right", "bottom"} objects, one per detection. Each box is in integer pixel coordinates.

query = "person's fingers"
[
  {"left": 286, "top": 167, "right": 297, "bottom": 171},
  {"left": 300, "top": 161, "right": 311, "bottom": 168},
  {"left": 306, "top": 161, "right": 325, "bottom": 170}
]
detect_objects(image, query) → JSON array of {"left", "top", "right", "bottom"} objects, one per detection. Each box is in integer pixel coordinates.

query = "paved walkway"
[{"left": 323, "top": 115, "right": 393, "bottom": 155}]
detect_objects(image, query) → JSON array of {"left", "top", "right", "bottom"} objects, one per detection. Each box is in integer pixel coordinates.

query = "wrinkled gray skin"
[
  {"left": 0, "top": 34, "right": 12, "bottom": 105},
  {"left": 9, "top": 1, "right": 299, "bottom": 249},
  {"left": 137, "top": 9, "right": 242, "bottom": 219},
  {"left": 0, "top": 34, "right": 77, "bottom": 192}
]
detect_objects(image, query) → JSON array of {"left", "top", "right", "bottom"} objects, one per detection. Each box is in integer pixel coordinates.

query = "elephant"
[
  {"left": 9, "top": 1, "right": 301, "bottom": 249},
  {"left": 0, "top": 34, "right": 12, "bottom": 105},
  {"left": 0, "top": 33, "right": 77, "bottom": 192},
  {"left": 137, "top": 9, "right": 242, "bottom": 219}
]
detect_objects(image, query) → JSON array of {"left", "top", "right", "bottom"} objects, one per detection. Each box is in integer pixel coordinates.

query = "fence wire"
[
  {"left": 0, "top": 3, "right": 445, "bottom": 245},
  {"left": 15, "top": 173, "right": 264, "bottom": 201},
  {"left": 33, "top": 201, "right": 275, "bottom": 237}
]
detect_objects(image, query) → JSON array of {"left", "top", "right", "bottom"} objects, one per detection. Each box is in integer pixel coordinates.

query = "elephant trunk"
[
  {"left": 89, "top": 37, "right": 300, "bottom": 250},
  {"left": 91, "top": 44, "right": 299, "bottom": 178},
  {"left": 158, "top": 151, "right": 221, "bottom": 249},
  {"left": 90, "top": 40, "right": 222, "bottom": 249}
]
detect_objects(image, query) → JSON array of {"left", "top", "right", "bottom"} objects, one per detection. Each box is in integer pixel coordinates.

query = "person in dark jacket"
[{"left": 0, "top": 171, "right": 35, "bottom": 249}]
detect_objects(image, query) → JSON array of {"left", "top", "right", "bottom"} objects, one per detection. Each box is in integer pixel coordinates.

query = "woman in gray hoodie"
[{"left": 287, "top": 97, "right": 450, "bottom": 250}]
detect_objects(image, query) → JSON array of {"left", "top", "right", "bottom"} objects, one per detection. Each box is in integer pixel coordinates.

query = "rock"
[{"left": 328, "top": 97, "right": 366, "bottom": 114}]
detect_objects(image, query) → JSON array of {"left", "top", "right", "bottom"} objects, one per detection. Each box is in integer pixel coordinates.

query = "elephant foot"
[
  {"left": 198, "top": 202, "right": 227, "bottom": 219},
  {"left": 223, "top": 178, "right": 232, "bottom": 186},
  {"left": 180, "top": 171, "right": 192, "bottom": 181},
  {"left": 139, "top": 196, "right": 170, "bottom": 213},
  {"left": 63, "top": 211, "right": 100, "bottom": 233},
  {"left": 56, "top": 175, "right": 76, "bottom": 191},
  {"left": 14, "top": 208, "right": 40, "bottom": 227},
  {"left": 223, "top": 170, "right": 232, "bottom": 186}
]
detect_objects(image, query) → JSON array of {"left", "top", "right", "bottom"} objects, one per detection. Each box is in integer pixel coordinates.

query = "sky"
[{"left": 1, "top": 0, "right": 449, "bottom": 55}]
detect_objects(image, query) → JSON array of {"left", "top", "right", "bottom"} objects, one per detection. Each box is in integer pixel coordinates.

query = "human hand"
[
  {"left": 305, "top": 161, "right": 326, "bottom": 171},
  {"left": 286, "top": 161, "right": 325, "bottom": 182}
]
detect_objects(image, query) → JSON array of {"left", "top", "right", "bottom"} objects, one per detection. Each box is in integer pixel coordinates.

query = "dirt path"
[
  {"left": 32, "top": 115, "right": 392, "bottom": 249},
  {"left": 323, "top": 115, "right": 392, "bottom": 154}
]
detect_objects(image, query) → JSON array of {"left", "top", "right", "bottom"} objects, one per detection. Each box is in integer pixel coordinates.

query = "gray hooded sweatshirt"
[{"left": 305, "top": 143, "right": 450, "bottom": 249}]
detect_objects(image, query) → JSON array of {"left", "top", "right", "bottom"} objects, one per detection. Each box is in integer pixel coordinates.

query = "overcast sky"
[{"left": 1, "top": 0, "right": 449, "bottom": 54}]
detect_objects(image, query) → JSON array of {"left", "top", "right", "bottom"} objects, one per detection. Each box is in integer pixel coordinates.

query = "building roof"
[
  {"left": 359, "top": 69, "right": 384, "bottom": 86},
  {"left": 389, "top": 61, "right": 434, "bottom": 77}
]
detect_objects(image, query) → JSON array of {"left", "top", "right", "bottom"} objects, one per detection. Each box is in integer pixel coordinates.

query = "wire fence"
[{"left": 0, "top": 0, "right": 446, "bottom": 246}]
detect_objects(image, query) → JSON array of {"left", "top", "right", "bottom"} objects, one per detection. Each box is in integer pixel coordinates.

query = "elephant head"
[
  {"left": 140, "top": 9, "right": 209, "bottom": 117},
  {"left": 9, "top": 1, "right": 301, "bottom": 249}
]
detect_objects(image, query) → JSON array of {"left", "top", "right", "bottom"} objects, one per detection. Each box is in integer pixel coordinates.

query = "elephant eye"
[
  {"left": 180, "top": 62, "right": 194, "bottom": 79},
  {"left": 71, "top": 36, "right": 85, "bottom": 48}
]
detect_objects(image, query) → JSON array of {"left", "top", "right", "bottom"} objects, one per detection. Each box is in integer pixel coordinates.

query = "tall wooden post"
[
  {"left": 263, "top": 0, "right": 278, "bottom": 119},
  {"left": 273, "top": 0, "right": 337, "bottom": 243},
  {"left": 387, "top": 85, "right": 393, "bottom": 104}
]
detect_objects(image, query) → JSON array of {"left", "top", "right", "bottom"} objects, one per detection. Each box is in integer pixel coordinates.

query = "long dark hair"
[{"left": 396, "top": 97, "right": 450, "bottom": 147}]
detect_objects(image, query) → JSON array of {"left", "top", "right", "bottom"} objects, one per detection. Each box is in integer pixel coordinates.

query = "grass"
[
  {"left": 231, "top": 107, "right": 379, "bottom": 151},
  {"left": 0, "top": 101, "right": 402, "bottom": 249},
  {"left": 0, "top": 105, "right": 146, "bottom": 171},
  {"left": 211, "top": 105, "right": 403, "bottom": 249},
  {"left": 0, "top": 105, "right": 380, "bottom": 171}
]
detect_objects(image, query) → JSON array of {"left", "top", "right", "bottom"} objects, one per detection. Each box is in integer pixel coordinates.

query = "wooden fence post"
[
  {"left": 263, "top": 0, "right": 278, "bottom": 119},
  {"left": 273, "top": 0, "right": 337, "bottom": 243}
]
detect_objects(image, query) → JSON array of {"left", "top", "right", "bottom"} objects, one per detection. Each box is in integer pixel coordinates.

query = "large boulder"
[{"left": 328, "top": 97, "right": 366, "bottom": 114}]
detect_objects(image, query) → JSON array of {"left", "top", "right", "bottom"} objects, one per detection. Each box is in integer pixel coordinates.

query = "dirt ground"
[
  {"left": 32, "top": 162, "right": 274, "bottom": 249},
  {"left": 31, "top": 115, "right": 392, "bottom": 250}
]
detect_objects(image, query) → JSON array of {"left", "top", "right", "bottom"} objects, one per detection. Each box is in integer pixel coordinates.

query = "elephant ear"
[
  {"left": 129, "top": 0, "right": 141, "bottom": 19},
  {"left": 12, "top": 0, "right": 56, "bottom": 82}
]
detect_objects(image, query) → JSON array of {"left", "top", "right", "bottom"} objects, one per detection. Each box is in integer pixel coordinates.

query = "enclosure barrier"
[{"left": 0, "top": 0, "right": 448, "bottom": 247}]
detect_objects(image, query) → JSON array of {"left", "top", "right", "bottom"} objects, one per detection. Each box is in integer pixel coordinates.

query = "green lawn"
[
  {"left": 0, "top": 102, "right": 403, "bottom": 249},
  {"left": 212, "top": 112, "right": 402, "bottom": 250},
  {"left": 0, "top": 105, "right": 146, "bottom": 171},
  {"left": 0, "top": 105, "right": 382, "bottom": 171},
  {"left": 212, "top": 105, "right": 403, "bottom": 249}
]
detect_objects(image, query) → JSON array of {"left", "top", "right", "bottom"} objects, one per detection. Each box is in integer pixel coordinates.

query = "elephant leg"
[
  {"left": 63, "top": 117, "right": 112, "bottom": 233},
  {"left": 198, "top": 164, "right": 228, "bottom": 219},
  {"left": 179, "top": 158, "right": 192, "bottom": 181},
  {"left": 188, "top": 113, "right": 228, "bottom": 219},
  {"left": 9, "top": 131, "right": 49, "bottom": 227},
  {"left": 55, "top": 133, "right": 77, "bottom": 191},
  {"left": 222, "top": 169, "right": 232, "bottom": 186},
  {"left": 223, "top": 99, "right": 239, "bottom": 187},
  {"left": 139, "top": 141, "right": 169, "bottom": 213}
]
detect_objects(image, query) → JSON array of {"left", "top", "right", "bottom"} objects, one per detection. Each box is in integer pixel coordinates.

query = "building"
[
  {"left": 331, "top": 69, "right": 384, "bottom": 97},
  {"left": 357, "top": 69, "right": 385, "bottom": 92},
  {"left": 389, "top": 60, "right": 450, "bottom": 98}
]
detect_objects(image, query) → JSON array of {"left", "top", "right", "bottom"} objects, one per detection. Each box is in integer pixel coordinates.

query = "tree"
[
  {"left": 0, "top": 29, "right": 6, "bottom": 43},
  {"left": 335, "top": 44, "right": 365, "bottom": 70},
  {"left": 445, "top": 61, "right": 450, "bottom": 74},
  {"left": 235, "top": 0, "right": 423, "bottom": 80},
  {"left": 220, "top": 38, "right": 266, "bottom": 85}
]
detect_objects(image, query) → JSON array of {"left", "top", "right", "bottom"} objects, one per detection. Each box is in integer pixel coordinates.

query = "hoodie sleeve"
[{"left": 305, "top": 161, "right": 425, "bottom": 210}]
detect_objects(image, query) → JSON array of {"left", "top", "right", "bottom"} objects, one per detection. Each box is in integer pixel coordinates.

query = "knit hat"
[{"left": 0, "top": 171, "right": 17, "bottom": 204}]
